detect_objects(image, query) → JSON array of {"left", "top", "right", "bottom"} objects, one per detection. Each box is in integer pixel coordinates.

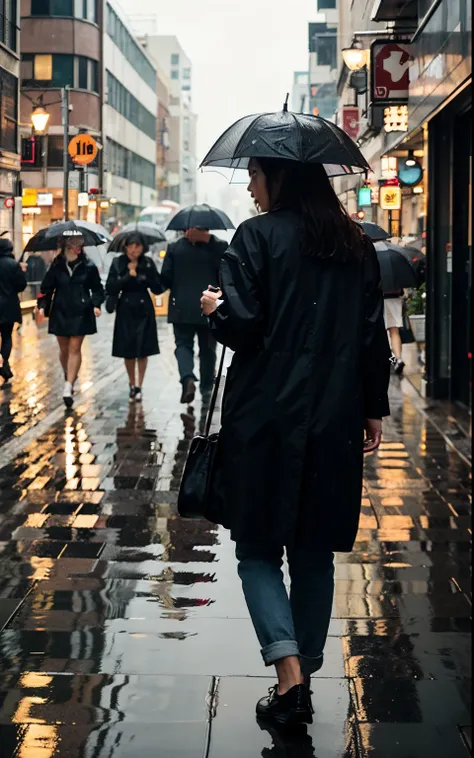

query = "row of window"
[
  {"left": 106, "top": 138, "right": 155, "bottom": 189},
  {"left": 21, "top": 53, "right": 99, "bottom": 93},
  {"left": 29, "top": 0, "right": 97, "bottom": 23},
  {"left": 106, "top": 71, "right": 156, "bottom": 142},
  {"left": 0, "top": 0, "right": 17, "bottom": 52},
  {"left": 0, "top": 67, "right": 17, "bottom": 154},
  {"left": 106, "top": 4, "right": 156, "bottom": 92}
]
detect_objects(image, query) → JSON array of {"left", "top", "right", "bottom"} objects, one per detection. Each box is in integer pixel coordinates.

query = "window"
[
  {"left": 34, "top": 54, "right": 53, "bottom": 80},
  {"left": 318, "top": 0, "right": 336, "bottom": 7},
  {"left": 316, "top": 35, "right": 337, "bottom": 68},
  {"left": 78, "top": 56, "right": 88, "bottom": 89},
  {"left": 171, "top": 53, "right": 180, "bottom": 65},
  {"left": 22, "top": 53, "right": 99, "bottom": 92},
  {"left": 106, "top": 71, "right": 156, "bottom": 141},
  {"left": 0, "top": 0, "right": 18, "bottom": 52},
  {"left": 106, "top": 138, "right": 155, "bottom": 189},
  {"left": 182, "top": 68, "right": 191, "bottom": 80},
  {"left": 0, "top": 67, "right": 17, "bottom": 154},
  {"left": 106, "top": 4, "right": 156, "bottom": 91},
  {"left": 31, "top": 0, "right": 74, "bottom": 15},
  {"left": 171, "top": 70, "right": 179, "bottom": 80}
]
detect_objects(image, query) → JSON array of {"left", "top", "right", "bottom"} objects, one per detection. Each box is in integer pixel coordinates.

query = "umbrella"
[
  {"left": 200, "top": 104, "right": 370, "bottom": 177},
  {"left": 76, "top": 220, "right": 112, "bottom": 242},
  {"left": 375, "top": 241, "right": 417, "bottom": 292},
  {"left": 167, "top": 204, "right": 235, "bottom": 231},
  {"left": 23, "top": 221, "right": 108, "bottom": 255},
  {"left": 356, "top": 221, "right": 390, "bottom": 241},
  {"left": 108, "top": 222, "right": 166, "bottom": 253}
]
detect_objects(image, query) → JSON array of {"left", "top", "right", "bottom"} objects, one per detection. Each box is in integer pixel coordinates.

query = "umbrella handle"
[{"left": 283, "top": 93, "right": 289, "bottom": 112}]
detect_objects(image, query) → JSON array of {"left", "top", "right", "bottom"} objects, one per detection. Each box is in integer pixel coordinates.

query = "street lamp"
[
  {"left": 342, "top": 45, "right": 369, "bottom": 72},
  {"left": 30, "top": 105, "right": 50, "bottom": 134}
]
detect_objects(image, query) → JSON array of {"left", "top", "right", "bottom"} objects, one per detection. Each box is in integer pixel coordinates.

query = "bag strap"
[{"left": 204, "top": 346, "right": 226, "bottom": 437}]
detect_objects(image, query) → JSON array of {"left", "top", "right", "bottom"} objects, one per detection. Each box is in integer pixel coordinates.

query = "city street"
[{"left": 0, "top": 315, "right": 471, "bottom": 757}]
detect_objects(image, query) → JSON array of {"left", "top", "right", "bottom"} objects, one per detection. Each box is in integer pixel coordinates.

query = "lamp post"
[
  {"left": 30, "top": 87, "right": 70, "bottom": 221},
  {"left": 342, "top": 44, "right": 369, "bottom": 107}
]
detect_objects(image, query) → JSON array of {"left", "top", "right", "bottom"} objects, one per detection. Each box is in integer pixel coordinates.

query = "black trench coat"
[
  {"left": 106, "top": 254, "right": 163, "bottom": 359},
  {"left": 210, "top": 210, "right": 390, "bottom": 552},
  {"left": 0, "top": 248, "right": 27, "bottom": 325},
  {"left": 38, "top": 253, "right": 104, "bottom": 337}
]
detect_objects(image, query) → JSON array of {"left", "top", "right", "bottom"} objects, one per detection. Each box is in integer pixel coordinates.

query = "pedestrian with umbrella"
[
  {"left": 105, "top": 231, "right": 163, "bottom": 402},
  {"left": 37, "top": 222, "right": 105, "bottom": 408},
  {"left": 0, "top": 236, "right": 27, "bottom": 385},
  {"left": 162, "top": 204, "right": 232, "bottom": 405},
  {"left": 375, "top": 240, "right": 417, "bottom": 376},
  {"left": 197, "top": 103, "right": 391, "bottom": 727}
]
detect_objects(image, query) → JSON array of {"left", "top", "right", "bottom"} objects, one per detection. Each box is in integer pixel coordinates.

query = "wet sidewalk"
[{"left": 0, "top": 318, "right": 471, "bottom": 758}]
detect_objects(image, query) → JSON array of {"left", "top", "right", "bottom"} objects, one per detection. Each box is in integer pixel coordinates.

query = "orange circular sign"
[{"left": 68, "top": 134, "right": 98, "bottom": 166}]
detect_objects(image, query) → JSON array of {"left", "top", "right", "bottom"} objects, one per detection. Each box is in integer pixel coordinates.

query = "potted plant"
[{"left": 406, "top": 283, "right": 426, "bottom": 343}]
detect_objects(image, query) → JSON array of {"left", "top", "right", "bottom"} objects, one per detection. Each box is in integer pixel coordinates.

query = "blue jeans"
[{"left": 236, "top": 544, "right": 335, "bottom": 677}]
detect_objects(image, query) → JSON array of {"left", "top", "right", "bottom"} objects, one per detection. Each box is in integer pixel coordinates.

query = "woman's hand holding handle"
[
  {"left": 201, "top": 285, "right": 222, "bottom": 317},
  {"left": 364, "top": 418, "right": 382, "bottom": 454},
  {"left": 128, "top": 262, "right": 138, "bottom": 277}
]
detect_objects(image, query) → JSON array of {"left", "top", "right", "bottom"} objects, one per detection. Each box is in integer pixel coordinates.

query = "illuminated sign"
[
  {"left": 380, "top": 185, "right": 402, "bottom": 210},
  {"left": 384, "top": 105, "right": 409, "bottom": 133}
]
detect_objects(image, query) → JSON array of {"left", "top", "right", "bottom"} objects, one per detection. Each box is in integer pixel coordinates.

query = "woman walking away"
[
  {"left": 201, "top": 158, "right": 391, "bottom": 726},
  {"left": 384, "top": 288, "right": 405, "bottom": 375},
  {"left": 38, "top": 232, "right": 104, "bottom": 408},
  {"left": 0, "top": 237, "right": 27, "bottom": 385},
  {"left": 106, "top": 232, "right": 163, "bottom": 402}
]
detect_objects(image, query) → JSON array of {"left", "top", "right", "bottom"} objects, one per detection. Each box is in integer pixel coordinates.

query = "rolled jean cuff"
[
  {"left": 261, "top": 640, "right": 300, "bottom": 666},
  {"left": 300, "top": 653, "right": 324, "bottom": 677}
]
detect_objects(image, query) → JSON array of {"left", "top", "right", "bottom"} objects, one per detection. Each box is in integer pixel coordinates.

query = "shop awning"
[{"left": 372, "top": 0, "right": 418, "bottom": 22}]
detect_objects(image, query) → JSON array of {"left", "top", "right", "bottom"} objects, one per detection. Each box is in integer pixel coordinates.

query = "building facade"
[
  {"left": 336, "top": 0, "right": 472, "bottom": 408},
  {"left": 103, "top": 0, "right": 158, "bottom": 225},
  {"left": 0, "top": 0, "right": 21, "bottom": 253},
  {"left": 139, "top": 34, "right": 197, "bottom": 207},
  {"left": 308, "top": 0, "right": 338, "bottom": 120},
  {"left": 18, "top": 0, "right": 158, "bottom": 242}
]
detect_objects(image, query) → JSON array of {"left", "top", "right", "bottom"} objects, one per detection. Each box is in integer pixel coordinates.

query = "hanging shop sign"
[
  {"left": 358, "top": 187, "right": 372, "bottom": 207},
  {"left": 381, "top": 156, "right": 398, "bottom": 180},
  {"left": 68, "top": 134, "right": 98, "bottom": 166},
  {"left": 342, "top": 105, "right": 360, "bottom": 140},
  {"left": 384, "top": 105, "right": 409, "bottom": 132},
  {"left": 78, "top": 192, "right": 89, "bottom": 207},
  {"left": 371, "top": 41, "right": 413, "bottom": 103},
  {"left": 398, "top": 158, "right": 423, "bottom": 187},
  {"left": 380, "top": 184, "right": 402, "bottom": 211}
]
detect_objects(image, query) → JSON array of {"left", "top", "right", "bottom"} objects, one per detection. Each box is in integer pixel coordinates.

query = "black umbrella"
[
  {"left": 201, "top": 103, "right": 370, "bottom": 176},
  {"left": 23, "top": 221, "right": 108, "bottom": 254},
  {"left": 167, "top": 204, "right": 235, "bottom": 231},
  {"left": 375, "top": 241, "right": 417, "bottom": 292},
  {"left": 108, "top": 222, "right": 166, "bottom": 253},
  {"left": 356, "top": 221, "right": 390, "bottom": 241}
]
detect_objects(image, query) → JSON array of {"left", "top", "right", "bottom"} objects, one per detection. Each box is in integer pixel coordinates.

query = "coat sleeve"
[
  {"left": 140, "top": 259, "right": 164, "bottom": 295},
  {"left": 209, "top": 222, "right": 266, "bottom": 352},
  {"left": 160, "top": 245, "right": 173, "bottom": 290},
  {"left": 12, "top": 263, "right": 27, "bottom": 294},
  {"left": 362, "top": 240, "right": 391, "bottom": 419},
  {"left": 105, "top": 259, "right": 130, "bottom": 296},
  {"left": 38, "top": 263, "right": 56, "bottom": 312},
  {"left": 89, "top": 264, "right": 105, "bottom": 308}
]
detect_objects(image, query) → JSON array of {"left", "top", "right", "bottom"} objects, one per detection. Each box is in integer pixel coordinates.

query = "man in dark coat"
[
  {"left": 161, "top": 228, "right": 227, "bottom": 404},
  {"left": 0, "top": 237, "right": 27, "bottom": 383}
]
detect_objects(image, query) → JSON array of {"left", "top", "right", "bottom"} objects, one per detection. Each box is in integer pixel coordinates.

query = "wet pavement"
[{"left": 0, "top": 317, "right": 471, "bottom": 757}]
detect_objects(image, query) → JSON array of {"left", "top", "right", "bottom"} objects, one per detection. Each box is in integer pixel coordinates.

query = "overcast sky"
[{"left": 119, "top": 0, "right": 316, "bottom": 220}]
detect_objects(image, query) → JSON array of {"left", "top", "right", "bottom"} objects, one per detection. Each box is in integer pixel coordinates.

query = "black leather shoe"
[
  {"left": 180, "top": 379, "right": 196, "bottom": 405},
  {"left": 256, "top": 684, "right": 313, "bottom": 726}
]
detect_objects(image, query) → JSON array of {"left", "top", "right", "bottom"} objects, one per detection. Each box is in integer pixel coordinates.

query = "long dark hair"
[
  {"left": 257, "top": 158, "right": 364, "bottom": 262},
  {"left": 123, "top": 231, "right": 149, "bottom": 254}
]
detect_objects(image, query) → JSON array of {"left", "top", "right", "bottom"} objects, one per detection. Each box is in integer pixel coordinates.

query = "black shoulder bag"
[{"left": 178, "top": 347, "right": 226, "bottom": 521}]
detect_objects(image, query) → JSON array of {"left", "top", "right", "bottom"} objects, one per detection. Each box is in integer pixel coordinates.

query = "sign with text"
[
  {"left": 371, "top": 41, "right": 412, "bottom": 103},
  {"left": 68, "top": 134, "right": 98, "bottom": 166},
  {"left": 342, "top": 106, "right": 360, "bottom": 140}
]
